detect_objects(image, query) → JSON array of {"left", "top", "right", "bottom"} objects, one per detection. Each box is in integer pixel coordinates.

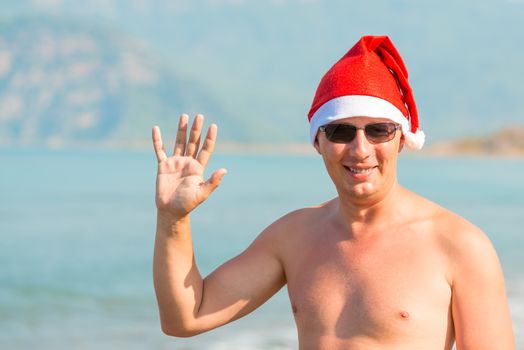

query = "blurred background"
[
  {"left": 1, "top": 1, "right": 523, "bottom": 349},
  {"left": 1, "top": 0, "right": 523, "bottom": 147}
]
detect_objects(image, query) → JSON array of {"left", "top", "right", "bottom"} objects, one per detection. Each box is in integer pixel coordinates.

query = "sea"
[{"left": 1, "top": 148, "right": 523, "bottom": 349}]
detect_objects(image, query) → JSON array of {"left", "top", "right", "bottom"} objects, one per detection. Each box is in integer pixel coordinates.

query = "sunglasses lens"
[
  {"left": 324, "top": 124, "right": 357, "bottom": 143},
  {"left": 321, "top": 123, "right": 398, "bottom": 144},
  {"left": 365, "top": 123, "right": 397, "bottom": 143}
]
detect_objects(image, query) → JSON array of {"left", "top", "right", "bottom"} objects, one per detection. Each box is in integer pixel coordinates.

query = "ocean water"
[{"left": 0, "top": 148, "right": 523, "bottom": 349}]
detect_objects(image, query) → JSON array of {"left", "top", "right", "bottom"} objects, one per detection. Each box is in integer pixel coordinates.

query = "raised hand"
[{"left": 152, "top": 114, "right": 227, "bottom": 219}]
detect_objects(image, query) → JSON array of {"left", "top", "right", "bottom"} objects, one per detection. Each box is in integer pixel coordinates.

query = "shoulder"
[
  {"left": 269, "top": 202, "right": 332, "bottom": 230},
  {"left": 402, "top": 188, "right": 491, "bottom": 250},
  {"left": 433, "top": 207, "right": 495, "bottom": 261},
  {"left": 400, "top": 188, "right": 500, "bottom": 283},
  {"left": 261, "top": 200, "right": 333, "bottom": 237},
  {"left": 426, "top": 203, "right": 502, "bottom": 286},
  {"left": 252, "top": 199, "right": 335, "bottom": 252}
]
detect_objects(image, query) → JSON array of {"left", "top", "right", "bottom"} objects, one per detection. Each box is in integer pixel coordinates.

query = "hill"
[
  {"left": 425, "top": 125, "right": 524, "bottom": 156},
  {"left": 0, "top": 17, "right": 254, "bottom": 147}
]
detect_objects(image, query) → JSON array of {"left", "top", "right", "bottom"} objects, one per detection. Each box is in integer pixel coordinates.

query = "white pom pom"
[{"left": 403, "top": 129, "right": 425, "bottom": 150}]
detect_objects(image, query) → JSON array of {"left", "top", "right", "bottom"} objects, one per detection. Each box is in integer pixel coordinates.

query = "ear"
[
  {"left": 313, "top": 135, "right": 322, "bottom": 154},
  {"left": 398, "top": 134, "right": 405, "bottom": 153}
]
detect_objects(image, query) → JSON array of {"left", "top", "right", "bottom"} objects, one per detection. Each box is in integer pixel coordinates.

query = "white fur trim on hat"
[
  {"left": 403, "top": 129, "right": 425, "bottom": 150},
  {"left": 309, "top": 95, "right": 424, "bottom": 150}
]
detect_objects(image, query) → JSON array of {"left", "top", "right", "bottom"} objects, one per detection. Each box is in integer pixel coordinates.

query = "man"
[{"left": 152, "top": 36, "right": 515, "bottom": 349}]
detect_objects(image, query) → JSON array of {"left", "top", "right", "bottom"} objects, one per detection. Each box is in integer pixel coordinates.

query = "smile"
[{"left": 345, "top": 166, "right": 377, "bottom": 174}]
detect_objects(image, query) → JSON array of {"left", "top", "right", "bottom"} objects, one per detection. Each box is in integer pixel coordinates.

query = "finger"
[
  {"left": 152, "top": 126, "right": 167, "bottom": 162},
  {"left": 185, "top": 114, "right": 204, "bottom": 158},
  {"left": 196, "top": 123, "right": 217, "bottom": 168},
  {"left": 200, "top": 168, "right": 227, "bottom": 199},
  {"left": 173, "top": 114, "right": 189, "bottom": 157}
]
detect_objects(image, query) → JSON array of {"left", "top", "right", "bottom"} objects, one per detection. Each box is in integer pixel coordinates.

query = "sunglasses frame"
[{"left": 319, "top": 122, "right": 402, "bottom": 144}]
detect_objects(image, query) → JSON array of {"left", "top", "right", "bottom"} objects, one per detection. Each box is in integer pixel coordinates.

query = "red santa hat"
[{"left": 308, "top": 35, "right": 425, "bottom": 150}]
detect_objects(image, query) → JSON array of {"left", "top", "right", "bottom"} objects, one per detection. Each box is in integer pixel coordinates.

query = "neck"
[{"left": 334, "top": 181, "right": 405, "bottom": 238}]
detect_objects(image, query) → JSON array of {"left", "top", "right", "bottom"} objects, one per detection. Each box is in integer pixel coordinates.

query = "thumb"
[{"left": 200, "top": 168, "right": 227, "bottom": 198}]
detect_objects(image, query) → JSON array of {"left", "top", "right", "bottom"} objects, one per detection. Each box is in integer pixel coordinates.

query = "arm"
[
  {"left": 450, "top": 225, "right": 515, "bottom": 349},
  {"left": 152, "top": 114, "right": 285, "bottom": 337}
]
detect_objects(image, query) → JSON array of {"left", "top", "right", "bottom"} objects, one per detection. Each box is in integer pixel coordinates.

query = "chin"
[{"left": 348, "top": 182, "right": 377, "bottom": 198}]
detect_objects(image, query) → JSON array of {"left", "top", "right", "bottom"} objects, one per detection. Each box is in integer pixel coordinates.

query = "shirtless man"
[{"left": 152, "top": 36, "right": 515, "bottom": 349}]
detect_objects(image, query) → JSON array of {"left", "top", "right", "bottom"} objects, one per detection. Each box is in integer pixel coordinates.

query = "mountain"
[{"left": 0, "top": 16, "right": 254, "bottom": 147}]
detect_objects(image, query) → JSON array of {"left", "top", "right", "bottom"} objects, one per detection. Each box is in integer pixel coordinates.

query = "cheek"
[
  {"left": 376, "top": 149, "right": 399, "bottom": 174},
  {"left": 377, "top": 153, "right": 397, "bottom": 175},
  {"left": 322, "top": 155, "right": 344, "bottom": 181},
  {"left": 320, "top": 142, "right": 347, "bottom": 161},
  {"left": 320, "top": 148, "right": 350, "bottom": 185}
]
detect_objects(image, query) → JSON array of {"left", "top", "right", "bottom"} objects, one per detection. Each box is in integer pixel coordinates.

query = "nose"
[{"left": 348, "top": 129, "right": 371, "bottom": 160}]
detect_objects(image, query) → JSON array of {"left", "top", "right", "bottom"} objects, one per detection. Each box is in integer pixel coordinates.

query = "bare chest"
[{"left": 285, "top": 233, "right": 452, "bottom": 345}]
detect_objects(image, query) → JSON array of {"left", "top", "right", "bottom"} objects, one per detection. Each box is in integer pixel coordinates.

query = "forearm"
[{"left": 153, "top": 211, "right": 204, "bottom": 336}]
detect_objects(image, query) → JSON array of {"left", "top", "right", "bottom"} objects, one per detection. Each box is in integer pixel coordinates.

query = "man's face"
[{"left": 314, "top": 116, "right": 404, "bottom": 204}]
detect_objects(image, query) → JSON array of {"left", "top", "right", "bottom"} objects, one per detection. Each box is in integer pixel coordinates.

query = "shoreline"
[{"left": 1, "top": 140, "right": 524, "bottom": 158}]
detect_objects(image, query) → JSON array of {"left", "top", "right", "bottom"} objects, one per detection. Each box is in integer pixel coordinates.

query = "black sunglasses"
[{"left": 319, "top": 122, "right": 401, "bottom": 144}]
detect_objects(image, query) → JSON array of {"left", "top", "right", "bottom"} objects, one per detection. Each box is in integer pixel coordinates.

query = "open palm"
[{"left": 153, "top": 114, "right": 226, "bottom": 219}]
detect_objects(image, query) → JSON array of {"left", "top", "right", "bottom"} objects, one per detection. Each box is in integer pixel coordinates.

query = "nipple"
[
  {"left": 292, "top": 304, "right": 298, "bottom": 314},
  {"left": 399, "top": 310, "right": 410, "bottom": 319}
]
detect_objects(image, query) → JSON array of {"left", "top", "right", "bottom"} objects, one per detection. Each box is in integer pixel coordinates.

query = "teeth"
[{"left": 348, "top": 167, "right": 374, "bottom": 174}]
